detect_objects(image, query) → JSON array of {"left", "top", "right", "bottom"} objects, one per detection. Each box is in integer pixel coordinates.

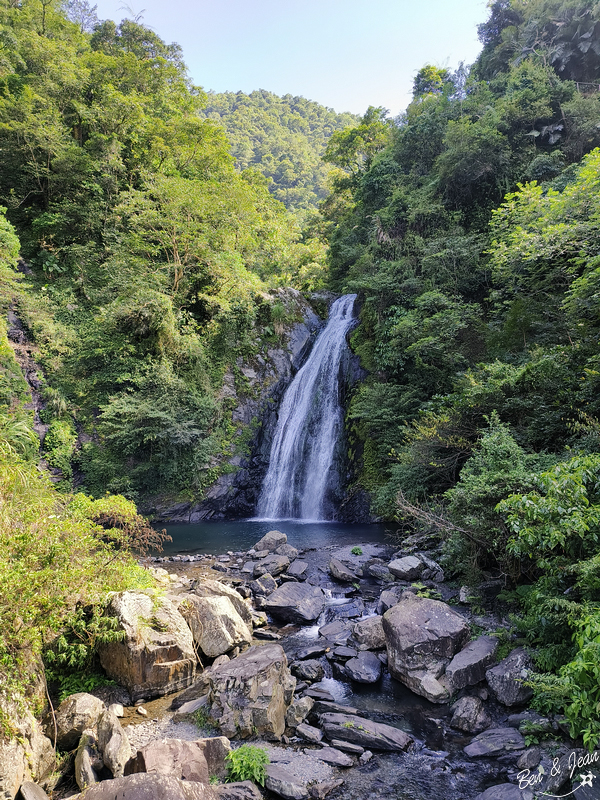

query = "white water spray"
[{"left": 256, "top": 294, "right": 357, "bottom": 521}]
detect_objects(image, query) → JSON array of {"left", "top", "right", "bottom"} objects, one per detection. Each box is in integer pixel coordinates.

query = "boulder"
[
  {"left": 318, "top": 620, "right": 351, "bottom": 643},
  {"left": 286, "top": 696, "right": 314, "bottom": 729},
  {"left": 207, "top": 644, "right": 295, "bottom": 739},
  {"left": 126, "top": 736, "right": 230, "bottom": 780},
  {"left": 486, "top": 648, "right": 533, "bottom": 706},
  {"left": 418, "top": 554, "right": 445, "bottom": 582},
  {"left": 344, "top": 651, "right": 382, "bottom": 684},
  {"left": 265, "top": 764, "right": 308, "bottom": 800},
  {"left": 351, "top": 616, "right": 385, "bottom": 651},
  {"left": 253, "top": 554, "right": 290, "bottom": 578},
  {"left": 287, "top": 561, "right": 309, "bottom": 580},
  {"left": 464, "top": 727, "right": 526, "bottom": 758},
  {"left": 97, "top": 709, "right": 130, "bottom": 778},
  {"left": 382, "top": 593, "right": 470, "bottom": 703},
  {"left": 474, "top": 786, "right": 532, "bottom": 800},
  {"left": 74, "top": 730, "right": 101, "bottom": 790},
  {"left": 367, "top": 564, "right": 394, "bottom": 581},
  {"left": 70, "top": 774, "right": 218, "bottom": 799},
  {"left": 330, "top": 646, "right": 357, "bottom": 661},
  {"left": 320, "top": 713, "right": 412, "bottom": 751},
  {"left": 17, "top": 784, "right": 51, "bottom": 800},
  {"left": 250, "top": 574, "right": 278, "bottom": 597},
  {"left": 264, "top": 584, "right": 325, "bottom": 624},
  {"left": 193, "top": 580, "right": 253, "bottom": 626},
  {"left": 55, "top": 693, "right": 106, "bottom": 751},
  {"left": 328, "top": 559, "right": 356, "bottom": 583},
  {"left": 179, "top": 595, "right": 252, "bottom": 658},
  {"left": 292, "top": 660, "right": 324, "bottom": 683},
  {"left": 324, "top": 597, "right": 364, "bottom": 621},
  {"left": 297, "top": 645, "right": 328, "bottom": 660},
  {"left": 377, "top": 589, "right": 402, "bottom": 615},
  {"left": 388, "top": 556, "right": 424, "bottom": 581},
  {"left": 276, "top": 544, "right": 300, "bottom": 559},
  {"left": 445, "top": 636, "right": 498, "bottom": 691},
  {"left": 308, "top": 780, "right": 344, "bottom": 800},
  {"left": 314, "top": 747, "right": 353, "bottom": 767},
  {"left": 450, "top": 696, "right": 491, "bottom": 734},
  {"left": 215, "top": 783, "right": 263, "bottom": 800},
  {"left": 98, "top": 592, "right": 196, "bottom": 702},
  {"left": 252, "top": 530, "right": 287, "bottom": 553},
  {"left": 296, "top": 723, "right": 323, "bottom": 743}
]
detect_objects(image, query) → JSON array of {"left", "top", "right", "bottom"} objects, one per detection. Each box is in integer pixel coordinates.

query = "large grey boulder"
[
  {"left": 287, "top": 560, "right": 308, "bottom": 580},
  {"left": 286, "top": 696, "right": 314, "bottom": 728},
  {"left": 74, "top": 730, "right": 101, "bottom": 789},
  {"left": 70, "top": 774, "right": 218, "bottom": 799},
  {"left": 17, "top": 784, "right": 51, "bottom": 800},
  {"left": 265, "top": 764, "right": 308, "bottom": 800},
  {"left": 320, "top": 713, "right": 412, "bottom": 751},
  {"left": 55, "top": 693, "right": 106, "bottom": 751},
  {"left": 98, "top": 592, "right": 196, "bottom": 702},
  {"left": 464, "top": 727, "right": 526, "bottom": 757},
  {"left": 207, "top": 644, "right": 295, "bottom": 739},
  {"left": 450, "top": 696, "right": 491, "bottom": 734},
  {"left": 292, "top": 660, "right": 324, "bottom": 682},
  {"left": 193, "top": 580, "right": 253, "bottom": 626},
  {"left": 486, "top": 648, "right": 533, "bottom": 706},
  {"left": 264, "top": 583, "right": 325, "bottom": 624},
  {"left": 388, "top": 556, "right": 424, "bottom": 580},
  {"left": 329, "top": 559, "right": 356, "bottom": 583},
  {"left": 126, "top": 736, "right": 230, "bottom": 780},
  {"left": 344, "top": 651, "right": 382, "bottom": 684},
  {"left": 179, "top": 595, "right": 252, "bottom": 658},
  {"left": 250, "top": 574, "right": 278, "bottom": 597},
  {"left": 382, "top": 593, "right": 470, "bottom": 703},
  {"left": 351, "top": 616, "right": 385, "bottom": 651},
  {"left": 253, "top": 554, "right": 290, "bottom": 578},
  {"left": 252, "top": 530, "right": 287, "bottom": 553},
  {"left": 445, "top": 635, "right": 498, "bottom": 691},
  {"left": 97, "top": 709, "right": 130, "bottom": 778}
]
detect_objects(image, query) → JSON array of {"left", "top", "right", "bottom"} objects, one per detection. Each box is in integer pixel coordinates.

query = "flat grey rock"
[
  {"left": 265, "top": 764, "right": 308, "bottom": 800},
  {"left": 464, "top": 727, "right": 526, "bottom": 757},
  {"left": 313, "top": 747, "right": 353, "bottom": 767},
  {"left": 320, "top": 713, "right": 412, "bottom": 751},
  {"left": 344, "top": 651, "right": 382, "bottom": 684},
  {"left": 265, "top": 584, "right": 325, "bottom": 624}
]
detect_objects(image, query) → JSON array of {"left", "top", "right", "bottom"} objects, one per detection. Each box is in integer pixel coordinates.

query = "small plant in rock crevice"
[
  {"left": 351, "top": 546, "right": 363, "bottom": 556},
  {"left": 225, "top": 744, "right": 270, "bottom": 785}
]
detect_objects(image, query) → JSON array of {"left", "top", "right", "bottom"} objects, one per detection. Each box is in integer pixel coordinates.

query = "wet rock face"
[
  {"left": 98, "top": 592, "right": 196, "bottom": 703},
  {"left": 382, "top": 594, "right": 470, "bottom": 704},
  {"left": 207, "top": 644, "right": 296, "bottom": 739},
  {"left": 450, "top": 696, "right": 491, "bottom": 734},
  {"left": 464, "top": 727, "right": 526, "bottom": 758}
]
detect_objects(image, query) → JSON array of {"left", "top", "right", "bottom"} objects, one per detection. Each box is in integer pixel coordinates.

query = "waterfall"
[{"left": 257, "top": 294, "right": 357, "bottom": 521}]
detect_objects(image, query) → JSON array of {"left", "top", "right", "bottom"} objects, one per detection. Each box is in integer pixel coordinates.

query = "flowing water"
[{"left": 256, "top": 293, "right": 357, "bottom": 521}]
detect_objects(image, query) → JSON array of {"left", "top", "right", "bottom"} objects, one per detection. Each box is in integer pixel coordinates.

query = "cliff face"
[{"left": 155, "top": 289, "right": 323, "bottom": 521}]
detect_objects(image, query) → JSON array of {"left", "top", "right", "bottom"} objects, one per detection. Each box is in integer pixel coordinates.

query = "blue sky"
[{"left": 91, "top": 0, "right": 489, "bottom": 116}]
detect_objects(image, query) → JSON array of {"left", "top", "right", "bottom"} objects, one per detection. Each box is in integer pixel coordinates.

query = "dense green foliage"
[
  {"left": 0, "top": 0, "right": 326, "bottom": 502},
  {"left": 201, "top": 90, "right": 358, "bottom": 214},
  {"left": 320, "top": 0, "right": 600, "bottom": 746},
  {"left": 225, "top": 745, "right": 269, "bottom": 786}
]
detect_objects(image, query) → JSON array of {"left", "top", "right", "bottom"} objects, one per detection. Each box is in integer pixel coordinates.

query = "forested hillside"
[
  {"left": 0, "top": 0, "right": 327, "bottom": 504},
  {"left": 322, "top": 0, "right": 600, "bottom": 747},
  {"left": 201, "top": 90, "right": 358, "bottom": 214}
]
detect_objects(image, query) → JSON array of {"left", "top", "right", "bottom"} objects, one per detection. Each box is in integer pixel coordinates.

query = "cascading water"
[{"left": 257, "top": 294, "right": 357, "bottom": 521}]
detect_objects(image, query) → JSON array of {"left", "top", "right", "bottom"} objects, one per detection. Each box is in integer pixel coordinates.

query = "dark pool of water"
[{"left": 157, "top": 519, "right": 399, "bottom": 556}]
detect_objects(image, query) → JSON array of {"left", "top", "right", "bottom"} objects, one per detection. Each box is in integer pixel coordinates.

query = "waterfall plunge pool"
[{"left": 155, "top": 519, "right": 399, "bottom": 556}]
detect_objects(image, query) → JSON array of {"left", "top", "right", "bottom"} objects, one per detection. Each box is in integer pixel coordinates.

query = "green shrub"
[
  {"left": 351, "top": 546, "right": 363, "bottom": 555},
  {"left": 225, "top": 745, "right": 269, "bottom": 786}
]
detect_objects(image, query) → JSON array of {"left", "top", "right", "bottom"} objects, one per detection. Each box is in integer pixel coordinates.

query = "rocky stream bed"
[{"left": 10, "top": 531, "right": 600, "bottom": 800}]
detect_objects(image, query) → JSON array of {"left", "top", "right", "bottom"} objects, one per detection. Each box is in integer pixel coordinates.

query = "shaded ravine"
[{"left": 257, "top": 294, "right": 357, "bottom": 521}]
